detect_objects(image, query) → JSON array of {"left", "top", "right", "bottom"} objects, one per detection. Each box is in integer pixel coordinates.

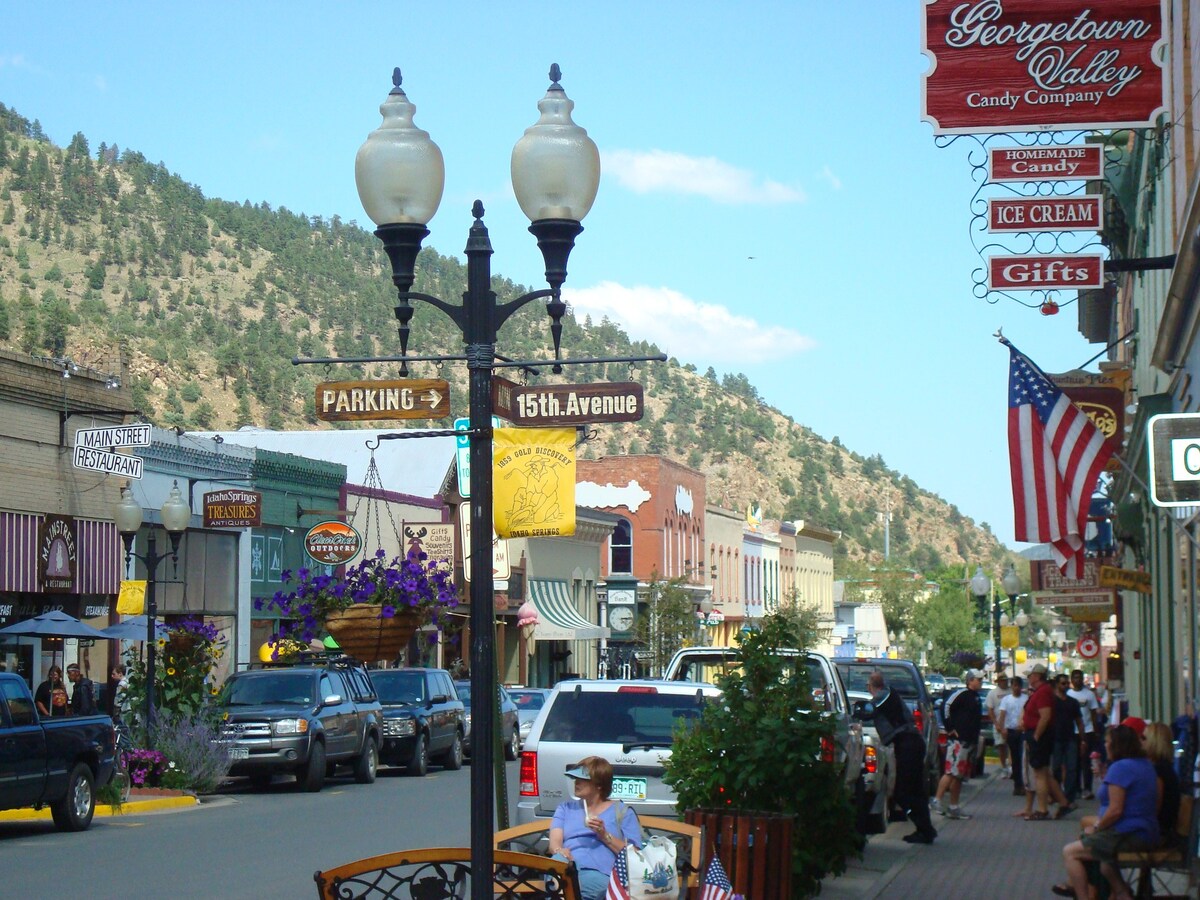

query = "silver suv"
[{"left": 516, "top": 680, "right": 720, "bottom": 824}]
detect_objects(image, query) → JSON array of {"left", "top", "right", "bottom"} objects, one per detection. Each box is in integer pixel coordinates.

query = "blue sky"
[{"left": 0, "top": 2, "right": 1105, "bottom": 550}]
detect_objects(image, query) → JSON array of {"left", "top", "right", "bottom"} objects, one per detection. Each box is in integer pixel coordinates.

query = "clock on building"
[{"left": 608, "top": 606, "right": 635, "bottom": 632}]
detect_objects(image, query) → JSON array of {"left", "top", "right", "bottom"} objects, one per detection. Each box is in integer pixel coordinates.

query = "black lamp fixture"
[
  {"left": 114, "top": 481, "right": 191, "bottom": 733},
  {"left": 354, "top": 63, "right": 600, "bottom": 899},
  {"left": 969, "top": 565, "right": 992, "bottom": 666}
]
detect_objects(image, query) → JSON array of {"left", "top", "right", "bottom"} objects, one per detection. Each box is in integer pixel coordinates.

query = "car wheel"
[
  {"left": 50, "top": 763, "right": 95, "bottom": 832},
  {"left": 298, "top": 740, "right": 326, "bottom": 793},
  {"left": 441, "top": 731, "right": 464, "bottom": 771},
  {"left": 354, "top": 737, "right": 379, "bottom": 784},
  {"left": 504, "top": 726, "right": 519, "bottom": 761},
  {"left": 407, "top": 733, "right": 428, "bottom": 777},
  {"left": 248, "top": 771, "right": 273, "bottom": 791}
]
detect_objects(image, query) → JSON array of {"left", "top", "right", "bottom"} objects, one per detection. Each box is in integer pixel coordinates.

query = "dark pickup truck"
[{"left": 0, "top": 672, "right": 117, "bottom": 831}]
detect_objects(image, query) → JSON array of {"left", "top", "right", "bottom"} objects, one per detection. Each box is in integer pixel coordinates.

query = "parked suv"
[
  {"left": 372, "top": 667, "right": 464, "bottom": 776},
  {"left": 455, "top": 680, "right": 520, "bottom": 761},
  {"left": 834, "top": 658, "right": 940, "bottom": 796},
  {"left": 517, "top": 680, "right": 720, "bottom": 824},
  {"left": 217, "top": 656, "right": 382, "bottom": 793}
]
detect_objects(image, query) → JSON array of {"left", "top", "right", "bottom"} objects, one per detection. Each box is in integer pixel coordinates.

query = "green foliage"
[
  {"left": 632, "top": 575, "right": 697, "bottom": 676},
  {"left": 664, "top": 612, "right": 862, "bottom": 896}
]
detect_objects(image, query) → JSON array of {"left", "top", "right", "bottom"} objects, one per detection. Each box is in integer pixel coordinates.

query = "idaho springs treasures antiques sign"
[{"left": 922, "top": 0, "right": 1167, "bottom": 134}]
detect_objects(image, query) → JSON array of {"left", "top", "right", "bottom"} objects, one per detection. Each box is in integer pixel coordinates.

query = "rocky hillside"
[{"left": 0, "top": 103, "right": 1012, "bottom": 572}]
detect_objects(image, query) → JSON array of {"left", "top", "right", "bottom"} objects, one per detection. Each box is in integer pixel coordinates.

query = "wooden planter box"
[{"left": 685, "top": 808, "right": 793, "bottom": 899}]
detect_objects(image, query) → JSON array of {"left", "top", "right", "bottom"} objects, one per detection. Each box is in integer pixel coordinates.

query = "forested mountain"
[{"left": 0, "top": 103, "right": 1012, "bottom": 572}]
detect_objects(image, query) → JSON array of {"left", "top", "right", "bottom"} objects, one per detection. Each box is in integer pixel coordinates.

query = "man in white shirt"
[
  {"left": 1067, "top": 669, "right": 1101, "bottom": 800},
  {"left": 996, "top": 676, "right": 1028, "bottom": 795},
  {"left": 985, "top": 673, "right": 1010, "bottom": 776}
]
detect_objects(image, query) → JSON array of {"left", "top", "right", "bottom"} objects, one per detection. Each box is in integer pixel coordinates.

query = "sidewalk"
[
  {"left": 0, "top": 788, "right": 198, "bottom": 822},
  {"left": 822, "top": 768, "right": 1098, "bottom": 898}
]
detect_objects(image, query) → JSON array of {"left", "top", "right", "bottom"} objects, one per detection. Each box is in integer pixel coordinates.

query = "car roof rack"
[{"left": 241, "top": 650, "right": 363, "bottom": 671}]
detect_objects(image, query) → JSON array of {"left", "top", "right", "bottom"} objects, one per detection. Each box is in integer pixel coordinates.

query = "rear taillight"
[
  {"left": 520, "top": 751, "right": 538, "bottom": 796},
  {"left": 864, "top": 745, "right": 877, "bottom": 774},
  {"left": 617, "top": 685, "right": 657, "bottom": 694},
  {"left": 820, "top": 735, "right": 835, "bottom": 763},
  {"left": 913, "top": 707, "right": 923, "bottom": 733}
]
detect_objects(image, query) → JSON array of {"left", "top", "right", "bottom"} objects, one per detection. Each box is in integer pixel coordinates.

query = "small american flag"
[
  {"left": 700, "top": 854, "right": 734, "bottom": 900},
  {"left": 1006, "top": 340, "right": 1112, "bottom": 578},
  {"left": 605, "top": 849, "right": 630, "bottom": 900}
]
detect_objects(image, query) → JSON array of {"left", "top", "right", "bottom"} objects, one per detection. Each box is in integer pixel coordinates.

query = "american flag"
[
  {"left": 1006, "top": 341, "right": 1112, "bottom": 578},
  {"left": 700, "top": 854, "right": 734, "bottom": 900},
  {"left": 605, "top": 849, "right": 630, "bottom": 900}
]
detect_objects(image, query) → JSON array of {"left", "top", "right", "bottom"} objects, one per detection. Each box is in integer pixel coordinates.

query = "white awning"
[{"left": 527, "top": 580, "right": 608, "bottom": 641}]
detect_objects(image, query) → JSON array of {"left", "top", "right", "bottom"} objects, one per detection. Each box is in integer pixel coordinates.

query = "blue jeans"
[
  {"left": 552, "top": 854, "right": 609, "bottom": 900},
  {"left": 1052, "top": 738, "right": 1079, "bottom": 802}
]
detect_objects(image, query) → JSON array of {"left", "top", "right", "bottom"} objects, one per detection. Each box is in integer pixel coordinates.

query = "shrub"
[{"left": 153, "top": 711, "right": 232, "bottom": 794}]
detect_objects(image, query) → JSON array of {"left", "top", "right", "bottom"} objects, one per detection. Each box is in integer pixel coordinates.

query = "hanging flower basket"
[
  {"left": 167, "top": 632, "right": 201, "bottom": 655},
  {"left": 325, "top": 606, "right": 422, "bottom": 663}
]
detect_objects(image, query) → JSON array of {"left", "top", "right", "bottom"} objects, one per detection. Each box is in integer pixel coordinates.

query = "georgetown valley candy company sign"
[
  {"left": 203, "top": 489, "right": 263, "bottom": 528},
  {"left": 922, "top": 0, "right": 1167, "bottom": 134}
]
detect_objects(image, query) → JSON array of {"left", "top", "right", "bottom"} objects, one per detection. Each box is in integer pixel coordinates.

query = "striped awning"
[{"left": 527, "top": 580, "right": 608, "bottom": 641}]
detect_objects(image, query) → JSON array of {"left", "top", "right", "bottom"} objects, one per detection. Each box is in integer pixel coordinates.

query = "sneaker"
[
  {"left": 931, "top": 799, "right": 946, "bottom": 816},
  {"left": 903, "top": 831, "right": 936, "bottom": 844},
  {"left": 947, "top": 806, "right": 971, "bottom": 820}
]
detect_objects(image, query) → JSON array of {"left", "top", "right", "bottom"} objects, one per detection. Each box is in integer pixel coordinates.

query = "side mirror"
[
  {"left": 852, "top": 699, "right": 874, "bottom": 720},
  {"left": 322, "top": 694, "right": 343, "bottom": 707},
  {"left": 430, "top": 694, "right": 448, "bottom": 706}
]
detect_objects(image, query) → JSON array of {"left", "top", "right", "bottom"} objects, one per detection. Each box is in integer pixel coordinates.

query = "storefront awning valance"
[{"left": 528, "top": 580, "right": 607, "bottom": 641}]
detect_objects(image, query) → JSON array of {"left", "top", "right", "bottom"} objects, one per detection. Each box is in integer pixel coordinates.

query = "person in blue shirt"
[
  {"left": 549, "top": 756, "right": 643, "bottom": 900},
  {"left": 1054, "top": 724, "right": 1160, "bottom": 899}
]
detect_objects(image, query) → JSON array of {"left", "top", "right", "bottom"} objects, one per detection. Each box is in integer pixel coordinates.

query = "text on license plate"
[
  {"left": 610, "top": 777, "right": 646, "bottom": 800},
  {"left": 228, "top": 747, "right": 249, "bottom": 760}
]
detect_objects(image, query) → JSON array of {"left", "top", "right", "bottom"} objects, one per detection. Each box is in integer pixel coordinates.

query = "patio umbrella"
[
  {"left": 98, "top": 616, "right": 171, "bottom": 641},
  {"left": 0, "top": 610, "right": 112, "bottom": 669}
]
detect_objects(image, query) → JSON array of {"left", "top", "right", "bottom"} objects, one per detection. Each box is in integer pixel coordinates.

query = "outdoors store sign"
[
  {"left": 987, "top": 254, "right": 1103, "bottom": 290},
  {"left": 922, "top": 0, "right": 1168, "bottom": 134},
  {"left": 987, "top": 196, "right": 1102, "bottom": 232},
  {"left": 988, "top": 146, "right": 1103, "bottom": 182},
  {"left": 304, "top": 520, "right": 361, "bottom": 565},
  {"left": 202, "top": 489, "right": 263, "bottom": 528},
  {"left": 315, "top": 379, "right": 450, "bottom": 422}
]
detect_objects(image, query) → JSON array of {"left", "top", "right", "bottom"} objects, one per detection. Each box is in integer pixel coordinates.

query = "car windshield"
[
  {"left": 510, "top": 691, "right": 546, "bottom": 710},
  {"left": 835, "top": 663, "right": 923, "bottom": 700},
  {"left": 222, "top": 673, "right": 315, "bottom": 706},
  {"left": 455, "top": 682, "right": 471, "bottom": 707},
  {"left": 539, "top": 689, "right": 710, "bottom": 745},
  {"left": 372, "top": 670, "right": 426, "bottom": 704}
]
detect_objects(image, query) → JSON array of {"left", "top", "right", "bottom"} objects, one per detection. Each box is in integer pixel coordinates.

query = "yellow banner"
[
  {"left": 1000, "top": 624, "right": 1020, "bottom": 650},
  {"left": 493, "top": 427, "right": 576, "bottom": 539},
  {"left": 117, "top": 580, "right": 146, "bottom": 615}
]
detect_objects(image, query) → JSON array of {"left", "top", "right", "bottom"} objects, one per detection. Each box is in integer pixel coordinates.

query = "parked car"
[
  {"left": 454, "top": 680, "right": 520, "bottom": 761},
  {"left": 834, "top": 658, "right": 941, "bottom": 796},
  {"left": 216, "top": 656, "right": 382, "bottom": 792},
  {"left": 0, "top": 673, "right": 117, "bottom": 831},
  {"left": 924, "top": 672, "right": 947, "bottom": 695},
  {"left": 508, "top": 687, "right": 551, "bottom": 748},
  {"left": 664, "top": 646, "right": 864, "bottom": 793},
  {"left": 516, "top": 679, "right": 720, "bottom": 824},
  {"left": 845, "top": 689, "right": 896, "bottom": 834},
  {"left": 371, "top": 667, "right": 464, "bottom": 776}
]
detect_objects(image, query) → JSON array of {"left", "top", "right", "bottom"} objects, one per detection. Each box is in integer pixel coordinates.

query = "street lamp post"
[
  {"left": 114, "top": 481, "right": 191, "bottom": 734},
  {"left": 355, "top": 65, "right": 602, "bottom": 899},
  {"left": 969, "top": 565, "right": 993, "bottom": 670},
  {"left": 1001, "top": 563, "right": 1022, "bottom": 676}
]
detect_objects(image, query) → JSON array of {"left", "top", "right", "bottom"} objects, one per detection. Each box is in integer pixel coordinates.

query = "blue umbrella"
[
  {"left": 0, "top": 610, "right": 110, "bottom": 639},
  {"left": 98, "top": 616, "right": 171, "bottom": 641}
]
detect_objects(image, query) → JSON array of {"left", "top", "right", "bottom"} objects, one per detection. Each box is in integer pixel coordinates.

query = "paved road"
[{"left": 0, "top": 761, "right": 520, "bottom": 900}]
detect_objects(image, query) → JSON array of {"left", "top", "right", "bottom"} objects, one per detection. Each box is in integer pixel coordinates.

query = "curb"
[{"left": 0, "top": 794, "right": 199, "bottom": 822}]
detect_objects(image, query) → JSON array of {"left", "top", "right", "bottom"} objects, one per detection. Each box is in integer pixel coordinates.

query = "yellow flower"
[{"left": 166, "top": 667, "right": 176, "bottom": 675}]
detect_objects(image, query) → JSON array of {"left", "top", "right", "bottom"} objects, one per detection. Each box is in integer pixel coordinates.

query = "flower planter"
[
  {"left": 167, "top": 632, "right": 201, "bottom": 655},
  {"left": 684, "top": 808, "right": 793, "bottom": 900},
  {"left": 325, "top": 606, "right": 421, "bottom": 662}
]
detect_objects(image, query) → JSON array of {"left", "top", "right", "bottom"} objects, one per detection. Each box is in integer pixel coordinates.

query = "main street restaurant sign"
[
  {"left": 987, "top": 254, "right": 1103, "bottom": 290},
  {"left": 315, "top": 379, "right": 450, "bottom": 422},
  {"left": 203, "top": 489, "right": 263, "bottom": 528},
  {"left": 492, "top": 377, "right": 644, "bottom": 427},
  {"left": 923, "top": 0, "right": 1168, "bottom": 134},
  {"left": 987, "top": 196, "right": 1102, "bottom": 232}
]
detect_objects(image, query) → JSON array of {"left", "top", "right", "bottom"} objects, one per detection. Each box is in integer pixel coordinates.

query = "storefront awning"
[{"left": 527, "top": 580, "right": 608, "bottom": 641}]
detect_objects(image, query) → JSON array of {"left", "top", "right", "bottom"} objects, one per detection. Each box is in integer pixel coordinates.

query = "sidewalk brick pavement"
[{"left": 821, "top": 768, "right": 1095, "bottom": 898}]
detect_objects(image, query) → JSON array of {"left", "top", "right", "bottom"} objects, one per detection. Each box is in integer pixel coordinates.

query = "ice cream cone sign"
[{"left": 517, "top": 600, "right": 540, "bottom": 655}]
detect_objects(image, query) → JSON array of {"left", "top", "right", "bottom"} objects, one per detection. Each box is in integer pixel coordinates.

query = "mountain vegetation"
[{"left": 0, "top": 102, "right": 1014, "bottom": 574}]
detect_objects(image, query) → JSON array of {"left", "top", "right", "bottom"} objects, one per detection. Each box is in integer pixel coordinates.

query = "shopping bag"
[{"left": 624, "top": 835, "right": 678, "bottom": 898}]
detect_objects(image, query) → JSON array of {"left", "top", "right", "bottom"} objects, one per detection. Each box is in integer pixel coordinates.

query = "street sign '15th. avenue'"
[
  {"left": 492, "top": 377, "right": 644, "bottom": 427},
  {"left": 315, "top": 379, "right": 450, "bottom": 422}
]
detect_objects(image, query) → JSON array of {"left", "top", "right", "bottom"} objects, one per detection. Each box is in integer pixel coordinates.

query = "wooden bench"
[
  {"left": 314, "top": 847, "right": 581, "bottom": 899},
  {"left": 1117, "top": 794, "right": 1196, "bottom": 899},
  {"left": 494, "top": 814, "right": 704, "bottom": 895}
]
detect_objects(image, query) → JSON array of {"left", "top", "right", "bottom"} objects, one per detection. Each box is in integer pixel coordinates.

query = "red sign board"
[
  {"left": 988, "top": 254, "right": 1103, "bottom": 290},
  {"left": 203, "top": 489, "right": 263, "bottom": 528},
  {"left": 1077, "top": 635, "right": 1100, "bottom": 658},
  {"left": 922, "top": 0, "right": 1168, "bottom": 134},
  {"left": 987, "top": 197, "right": 1102, "bottom": 232},
  {"left": 988, "top": 146, "right": 1103, "bottom": 182}
]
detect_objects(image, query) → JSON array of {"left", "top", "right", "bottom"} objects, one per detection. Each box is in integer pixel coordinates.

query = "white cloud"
[
  {"left": 603, "top": 148, "right": 805, "bottom": 205},
  {"left": 820, "top": 165, "right": 842, "bottom": 190},
  {"left": 564, "top": 281, "right": 816, "bottom": 365}
]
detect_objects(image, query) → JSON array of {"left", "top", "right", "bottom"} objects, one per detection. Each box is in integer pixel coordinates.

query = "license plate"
[
  {"left": 228, "top": 747, "right": 249, "bottom": 760},
  {"left": 610, "top": 777, "right": 646, "bottom": 800}
]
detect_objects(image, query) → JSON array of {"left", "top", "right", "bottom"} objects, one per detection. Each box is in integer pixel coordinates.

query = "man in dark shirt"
[
  {"left": 933, "top": 669, "right": 983, "bottom": 820},
  {"left": 867, "top": 672, "right": 937, "bottom": 844},
  {"left": 65, "top": 663, "right": 97, "bottom": 716},
  {"left": 1051, "top": 673, "right": 1083, "bottom": 812}
]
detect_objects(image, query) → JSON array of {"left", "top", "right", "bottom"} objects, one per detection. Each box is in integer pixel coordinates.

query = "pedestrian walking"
[
  {"left": 986, "top": 672, "right": 1010, "bottom": 776},
  {"left": 1068, "top": 670, "right": 1101, "bottom": 799},
  {"left": 1023, "top": 664, "right": 1071, "bottom": 819},
  {"left": 933, "top": 669, "right": 983, "bottom": 820},
  {"left": 997, "top": 676, "right": 1027, "bottom": 794},
  {"left": 1051, "top": 673, "right": 1083, "bottom": 815},
  {"left": 65, "top": 662, "right": 97, "bottom": 716},
  {"left": 866, "top": 671, "right": 937, "bottom": 844}
]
